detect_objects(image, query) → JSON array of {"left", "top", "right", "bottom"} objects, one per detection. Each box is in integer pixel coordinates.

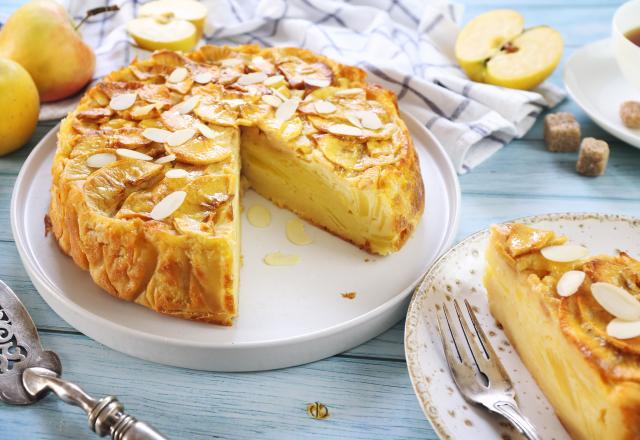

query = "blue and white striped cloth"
[{"left": 13, "top": 0, "right": 566, "bottom": 173}]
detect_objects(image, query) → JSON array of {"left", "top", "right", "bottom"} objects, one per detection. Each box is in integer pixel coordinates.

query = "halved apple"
[
  {"left": 138, "top": 0, "right": 208, "bottom": 37},
  {"left": 127, "top": 16, "right": 197, "bottom": 52},
  {"left": 455, "top": 9, "right": 563, "bottom": 90}
]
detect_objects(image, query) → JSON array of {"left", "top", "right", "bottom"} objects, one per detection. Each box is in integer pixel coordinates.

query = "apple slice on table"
[
  {"left": 138, "top": 0, "right": 208, "bottom": 37},
  {"left": 128, "top": 16, "right": 198, "bottom": 52},
  {"left": 455, "top": 9, "right": 563, "bottom": 90}
]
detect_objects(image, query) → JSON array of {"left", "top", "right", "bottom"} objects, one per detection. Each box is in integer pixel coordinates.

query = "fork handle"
[{"left": 492, "top": 401, "right": 539, "bottom": 440}]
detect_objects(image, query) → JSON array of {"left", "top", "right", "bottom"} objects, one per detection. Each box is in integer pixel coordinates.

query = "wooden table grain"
[{"left": 1, "top": 1, "right": 638, "bottom": 439}]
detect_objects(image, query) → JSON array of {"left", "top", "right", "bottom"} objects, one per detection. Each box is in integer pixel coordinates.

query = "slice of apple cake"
[{"left": 485, "top": 223, "right": 640, "bottom": 439}]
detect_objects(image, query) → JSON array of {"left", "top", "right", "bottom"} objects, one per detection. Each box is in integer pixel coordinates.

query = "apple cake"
[
  {"left": 485, "top": 223, "right": 640, "bottom": 440},
  {"left": 48, "top": 45, "right": 424, "bottom": 325}
]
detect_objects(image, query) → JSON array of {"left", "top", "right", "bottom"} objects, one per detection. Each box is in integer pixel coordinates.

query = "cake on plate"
[
  {"left": 48, "top": 45, "right": 424, "bottom": 325},
  {"left": 485, "top": 223, "right": 640, "bottom": 440}
]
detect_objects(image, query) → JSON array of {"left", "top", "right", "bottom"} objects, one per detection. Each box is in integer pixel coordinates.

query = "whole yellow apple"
[
  {"left": 0, "top": 0, "right": 96, "bottom": 102},
  {"left": 0, "top": 58, "right": 39, "bottom": 156}
]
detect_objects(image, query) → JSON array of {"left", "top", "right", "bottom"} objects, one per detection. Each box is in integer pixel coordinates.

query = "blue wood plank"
[
  {"left": 0, "top": 1, "right": 636, "bottom": 439},
  {"left": 1, "top": 332, "right": 433, "bottom": 440}
]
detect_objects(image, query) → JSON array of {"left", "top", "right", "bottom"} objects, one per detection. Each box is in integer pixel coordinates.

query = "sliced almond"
[
  {"left": 591, "top": 282, "right": 640, "bottom": 321},
  {"left": 247, "top": 204, "right": 271, "bottom": 228},
  {"left": 193, "top": 72, "right": 213, "bottom": 84},
  {"left": 86, "top": 153, "right": 117, "bottom": 168},
  {"left": 359, "top": 110, "right": 383, "bottom": 130},
  {"left": 236, "top": 71, "right": 268, "bottom": 86},
  {"left": 168, "top": 67, "right": 189, "bottom": 83},
  {"left": 540, "top": 244, "right": 589, "bottom": 263},
  {"left": 263, "top": 251, "right": 300, "bottom": 266},
  {"left": 251, "top": 56, "right": 273, "bottom": 72},
  {"left": 167, "top": 128, "right": 196, "bottom": 147},
  {"left": 328, "top": 123, "right": 363, "bottom": 137},
  {"left": 155, "top": 154, "right": 176, "bottom": 164},
  {"left": 335, "top": 88, "right": 363, "bottom": 97},
  {"left": 272, "top": 89, "right": 289, "bottom": 102},
  {"left": 173, "top": 96, "right": 200, "bottom": 114},
  {"left": 556, "top": 270, "right": 585, "bottom": 297},
  {"left": 262, "top": 94, "right": 282, "bottom": 108},
  {"left": 275, "top": 97, "right": 300, "bottom": 122},
  {"left": 607, "top": 318, "right": 640, "bottom": 339},
  {"left": 195, "top": 122, "right": 216, "bottom": 139},
  {"left": 220, "top": 58, "right": 244, "bottom": 67},
  {"left": 115, "top": 148, "right": 152, "bottom": 161},
  {"left": 165, "top": 168, "right": 188, "bottom": 179},
  {"left": 222, "top": 99, "right": 245, "bottom": 109},
  {"left": 304, "top": 77, "right": 331, "bottom": 88},
  {"left": 109, "top": 93, "right": 137, "bottom": 111},
  {"left": 346, "top": 114, "right": 363, "bottom": 128},
  {"left": 314, "top": 100, "right": 336, "bottom": 114},
  {"left": 264, "top": 75, "right": 285, "bottom": 86},
  {"left": 286, "top": 218, "right": 312, "bottom": 245},
  {"left": 150, "top": 191, "right": 186, "bottom": 220},
  {"left": 142, "top": 127, "right": 172, "bottom": 143}
]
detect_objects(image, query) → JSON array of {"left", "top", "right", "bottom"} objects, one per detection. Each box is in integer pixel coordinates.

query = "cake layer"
[
  {"left": 241, "top": 125, "right": 422, "bottom": 255},
  {"left": 485, "top": 224, "right": 640, "bottom": 440}
]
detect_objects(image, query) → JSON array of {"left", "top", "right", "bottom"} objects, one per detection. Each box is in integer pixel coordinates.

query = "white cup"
[{"left": 613, "top": 0, "right": 640, "bottom": 90}]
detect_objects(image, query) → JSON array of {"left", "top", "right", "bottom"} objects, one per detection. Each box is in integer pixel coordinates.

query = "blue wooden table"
[{"left": 2, "top": 1, "right": 639, "bottom": 438}]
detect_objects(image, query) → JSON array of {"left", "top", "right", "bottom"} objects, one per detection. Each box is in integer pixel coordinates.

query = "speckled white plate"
[
  {"left": 12, "top": 111, "right": 460, "bottom": 372},
  {"left": 405, "top": 212, "right": 640, "bottom": 440}
]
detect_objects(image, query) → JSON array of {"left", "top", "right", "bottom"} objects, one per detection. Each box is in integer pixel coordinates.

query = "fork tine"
[
  {"left": 453, "top": 299, "right": 490, "bottom": 372},
  {"left": 437, "top": 303, "right": 474, "bottom": 368},
  {"left": 463, "top": 299, "right": 499, "bottom": 361},
  {"left": 436, "top": 307, "right": 459, "bottom": 368},
  {"left": 463, "top": 299, "right": 513, "bottom": 385}
]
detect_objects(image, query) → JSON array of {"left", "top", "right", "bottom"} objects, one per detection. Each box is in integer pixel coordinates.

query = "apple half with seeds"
[{"left": 455, "top": 9, "right": 563, "bottom": 90}]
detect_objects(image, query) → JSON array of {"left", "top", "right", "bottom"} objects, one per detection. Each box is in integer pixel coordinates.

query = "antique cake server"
[{"left": 0, "top": 280, "right": 168, "bottom": 439}]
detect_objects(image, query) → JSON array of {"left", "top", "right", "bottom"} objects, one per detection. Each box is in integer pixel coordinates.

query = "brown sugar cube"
[
  {"left": 620, "top": 101, "right": 640, "bottom": 128},
  {"left": 576, "top": 137, "right": 609, "bottom": 177},
  {"left": 544, "top": 112, "right": 581, "bottom": 152}
]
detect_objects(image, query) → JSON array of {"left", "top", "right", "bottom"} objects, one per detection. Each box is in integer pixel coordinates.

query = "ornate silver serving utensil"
[{"left": 0, "top": 280, "right": 168, "bottom": 440}]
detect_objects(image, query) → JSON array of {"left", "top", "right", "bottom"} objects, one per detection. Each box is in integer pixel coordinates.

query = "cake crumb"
[
  {"left": 44, "top": 214, "right": 52, "bottom": 236},
  {"left": 620, "top": 101, "right": 640, "bottom": 128},
  {"left": 341, "top": 292, "right": 357, "bottom": 300}
]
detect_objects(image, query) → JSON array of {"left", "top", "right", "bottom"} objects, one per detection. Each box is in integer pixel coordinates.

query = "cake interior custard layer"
[
  {"left": 241, "top": 127, "right": 404, "bottom": 254},
  {"left": 485, "top": 240, "right": 640, "bottom": 440}
]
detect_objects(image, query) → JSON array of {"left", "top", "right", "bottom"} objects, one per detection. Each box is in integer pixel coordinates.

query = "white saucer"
[
  {"left": 11, "top": 111, "right": 460, "bottom": 372},
  {"left": 405, "top": 212, "right": 640, "bottom": 439},
  {"left": 564, "top": 38, "right": 640, "bottom": 149}
]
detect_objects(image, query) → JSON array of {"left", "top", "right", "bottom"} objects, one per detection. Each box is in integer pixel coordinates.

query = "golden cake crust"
[
  {"left": 48, "top": 44, "right": 424, "bottom": 325},
  {"left": 485, "top": 224, "right": 640, "bottom": 440}
]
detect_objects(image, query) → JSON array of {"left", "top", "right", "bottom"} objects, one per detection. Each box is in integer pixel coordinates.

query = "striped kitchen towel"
[{"left": 3, "top": 0, "right": 565, "bottom": 173}]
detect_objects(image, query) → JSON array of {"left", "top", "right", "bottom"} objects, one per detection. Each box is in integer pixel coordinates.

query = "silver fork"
[{"left": 436, "top": 299, "right": 539, "bottom": 440}]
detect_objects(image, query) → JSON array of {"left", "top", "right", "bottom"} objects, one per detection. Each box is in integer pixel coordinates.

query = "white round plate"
[
  {"left": 11, "top": 111, "right": 460, "bottom": 372},
  {"left": 405, "top": 212, "right": 640, "bottom": 439},
  {"left": 564, "top": 38, "right": 640, "bottom": 149}
]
